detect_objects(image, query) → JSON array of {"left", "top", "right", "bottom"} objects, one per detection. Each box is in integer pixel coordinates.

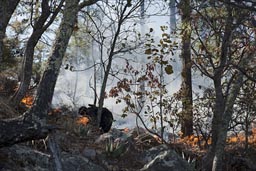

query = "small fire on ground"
[
  {"left": 177, "top": 128, "right": 256, "bottom": 148},
  {"left": 76, "top": 116, "right": 90, "bottom": 125},
  {"left": 21, "top": 95, "right": 34, "bottom": 107},
  {"left": 227, "top": 128, "right": 256, "bottom": 145}
]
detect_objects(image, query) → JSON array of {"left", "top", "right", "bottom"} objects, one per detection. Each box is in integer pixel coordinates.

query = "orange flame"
[
  {"left": 48, "top": 108, "right": 62, "bottom": 115},
  {"left": 177, "top": 128, "right": 256, "bottom": 148},
  {"left": 76, "top": 116, "right": 90, "bottom": 125},
  {"left": 21, "top": 95, "right": 34, "bottom": 107},
  {"left": 227, "top": 129, "right": 256, "bottom": 145},
  {"left": 177, "top": 135, "right": 205, "bottom": 147}
]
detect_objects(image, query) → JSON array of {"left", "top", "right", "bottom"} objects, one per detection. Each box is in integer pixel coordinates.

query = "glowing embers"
[
  {"left": 76, "top": 116, "right": 90, "bottom": 126},
  {"left": 21, "top": 95, "right": 34, "bottom": 107},
  {"left": 227, "top": 128, "right": 256, "bottom": 145},
  {"left": 177, "top": 135, "right": 211, "bottom": 148}
]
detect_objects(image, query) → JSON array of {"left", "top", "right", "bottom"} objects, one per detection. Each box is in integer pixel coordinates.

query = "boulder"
[
  {"left": 0, "top": 145, "right": 50, "bottom": 171},
  {"left": 0, "top": 145, "right": 105, "bottom": 171},
  {"left": 140, "top": 144, "right": 192, "bottom": 171},
  {"left": 62, "top": 152, "right": 105, "bottom": 171},
  {"left": 95, "top": 128, "right": 132, "bottom": 144},
  {"left": 82, "top": 147, "right": 97, "bottom": 160}
]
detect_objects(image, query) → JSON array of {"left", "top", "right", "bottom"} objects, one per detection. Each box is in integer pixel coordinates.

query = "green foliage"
[
  {"left": 165, "top": 65, "right": 173, "bottom": 75},
  {"left": 144, "top": 26, "right": 178, "bottom": 69},
  {"left": 105, "top": 138, "right": 127, "bottom": 158}
]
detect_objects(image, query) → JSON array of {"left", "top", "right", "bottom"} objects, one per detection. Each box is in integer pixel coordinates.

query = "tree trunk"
[
  {"left": 179, "top": 0, "right": 193, "bottom": 137},
  {"left": 11, "top": 0, "right": 64, "bottom": 107},
  {"left": 0, "top": 0, "right": 80, "bottom": 148},
  {"left": 211, "top": 76, "right": 225, "bottom": 149},
  {"left": 97, "top": 4, "right": 129, "bottom": 126},
  {"left": 202, "top": 8, "right": 233, "bottom": 170},
  {"left": 212, "top": 73, "right": 243, "bottom": 171},
  {"left": 202, "top": 76, "right": 225, "bottom": 171},
  {"left": 29, "top": 0, "right": 79, "bottom": 122},
  {"left": 0, "top": 0, "right": 20, "bottom": 63}
]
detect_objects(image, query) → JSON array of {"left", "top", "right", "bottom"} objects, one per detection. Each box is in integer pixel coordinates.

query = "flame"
[
  {"left": 177, "top": 128, "right": 256, "bottom": 148},
  {"left": 227, "top": 129, "right": 256, "bottom": 145},
  {"left": 76, "top": 116, "right": 90, "bottom": 125},
  {"left": 177, "top": 135, "right": 205, "bottom": 147},
  {"left": 21, "top": 95, "right": 34, "bottom": 107},
  {"left": 48, "top": 108, "right": 62, "bottom": 115}
]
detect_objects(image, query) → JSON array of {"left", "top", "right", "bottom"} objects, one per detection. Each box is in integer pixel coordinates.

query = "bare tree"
[
  {"left": 85, "top": 0, "right": 146, "bottom": 126},
  {"left": 11, "top": 0, "right": 64, "bottom": 107}
]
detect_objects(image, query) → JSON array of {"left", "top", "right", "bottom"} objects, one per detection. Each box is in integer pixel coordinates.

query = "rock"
[
  {"left": 0, "top": 145, "right": 105, "bottom": 171},
  {"left": 95, "top": 128, "right": 133, "bottom": 159},
  {"left": 82, "top": 147, "right": 97, "bottom": 160},
  {"left": 95, "top": 128, "right": 132, "bottom": 144},
  {"left": 140, "top": 144, "right": 192, "bottom": 171},
  {"left": 0, "top": 144, "right": 50, "bottom": 171},
  {"left": 62, "top": 152, "right": 105, "bottom": 171},
  {"left": 128, "top": 127, "right": 147, "bottom": 138}
]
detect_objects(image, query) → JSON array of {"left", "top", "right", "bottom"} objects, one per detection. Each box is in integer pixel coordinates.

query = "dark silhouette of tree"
[
  {"left": 179, "top": 0, "right": 193, "bottom": 137},
  {"left": 0, "top": 0, "right": 20, "bottom": 63}
]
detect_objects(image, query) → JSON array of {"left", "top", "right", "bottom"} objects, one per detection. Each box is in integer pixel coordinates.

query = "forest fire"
[
  {"left": 177, "top": 135, "right": 210, "bottom": 148},
  {"left": 21, "top": 95, "right": 34, "bottom": 107},
  {"left": 177, "top": 128, "right": 256, "bottom": 149},
  {"left": 76, "top": 116, "right": 90, "bottom": 126},
  {"left": 227, "top": 128, "right": 256, "bottom": 145}
]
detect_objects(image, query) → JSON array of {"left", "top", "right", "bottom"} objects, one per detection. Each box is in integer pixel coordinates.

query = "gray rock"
[
  {"left": 0, "top": 145, "right": 50, "bottom": 171},
  {"left": 82, "top": 147, "right": 97, "bottom": 160},
  {"left": 141, "top": 145, "right": 192, "bottom": 171},
  {"left": 95, "top": 128, "right": 132, "bottom": 146},
  {"left": 62, "top": 152, "right": 105, "bottom": 171},
  {"left": 0, "top": 145, "right": 105, "bottom": 171}
]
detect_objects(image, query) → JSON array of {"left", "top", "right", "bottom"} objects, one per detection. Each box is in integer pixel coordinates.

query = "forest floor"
[{"left": 1, "top": 99, "right": 256, "bottom": 171}]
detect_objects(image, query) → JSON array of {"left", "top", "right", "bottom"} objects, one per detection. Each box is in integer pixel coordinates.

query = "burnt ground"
[{"left": 1, "top": 101, "right": 256, "bottom": 171}]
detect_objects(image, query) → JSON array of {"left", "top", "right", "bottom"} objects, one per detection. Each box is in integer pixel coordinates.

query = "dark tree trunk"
[
  {"left": 180, "top": 0, "right": 193, "bottom": 137},
  {"left": 202, "top": 76, "right": 225, "bottom": 171},
  {"left": 0, "top": 0, "right": 80, "bottom": 148},
  {"left": 212, "top": 73, "right": 243, "bottom": 171},
  {"left": 11, "top": 0, "right": 64, "bottom": 107},
  {"left": 202, "top": 8, "right": 233, "bottom": 171},
  {"left": 0, "top": 0, "right": 20, "bottom": 63},
  {"left": 29, "top": 0, "right": 79, "bottom": 122}
]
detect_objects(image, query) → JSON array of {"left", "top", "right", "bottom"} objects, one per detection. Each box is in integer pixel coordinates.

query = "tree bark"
[
  {"left": 0, "top": 0, "right": 20, "bottom": 63},
  {"left": 212, "top": 72, "right": 243, "bottom": 171},
  {"left": 202, "top": 8, "right": 233, "bottom": 170},
  {"left": 179, "top": 0, "right": 193, "bottom": 137}
]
